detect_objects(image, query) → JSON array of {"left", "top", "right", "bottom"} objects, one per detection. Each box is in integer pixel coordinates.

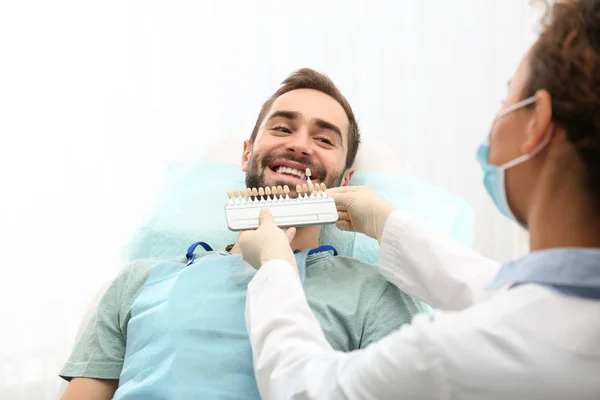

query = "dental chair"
[{"left": 57, "top": 136, "right": 472, "bottom": 396}]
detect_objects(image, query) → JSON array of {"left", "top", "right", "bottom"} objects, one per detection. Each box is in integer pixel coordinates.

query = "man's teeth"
[{"left": 275, "top": 166, "right": 306, "bottom": 180}]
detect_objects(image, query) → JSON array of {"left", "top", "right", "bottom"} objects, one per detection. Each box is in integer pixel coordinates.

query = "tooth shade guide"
[
  {"left": 319, "top": 183, "right": 327, "bottom": 197},
  {"left": 301, "top": 184, "right": 309, "bottom": 197},
  {"left": 228, "top": 184, "right": 330, "bottom": 202},
  {"left": 225, "top": 184, "right": 339, "bottom": 231},
  {"left": 305, "top": 168, "right": 311, "bottom": 177},
  {"left": 225, "top": 184, "right": 334, "bottom": 209}
]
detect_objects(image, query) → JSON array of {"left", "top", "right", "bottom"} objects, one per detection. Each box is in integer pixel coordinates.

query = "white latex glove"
[
  {"left": 326, "top": 186, "right": 396, "bottom": 242},
  {"left": 238, "top": 208, "right": 298, "bottom": 271}
]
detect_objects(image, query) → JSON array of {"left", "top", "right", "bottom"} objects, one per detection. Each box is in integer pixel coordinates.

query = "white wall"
[{"left": 0, "top": 1, "right": 540, "bottom": 398}]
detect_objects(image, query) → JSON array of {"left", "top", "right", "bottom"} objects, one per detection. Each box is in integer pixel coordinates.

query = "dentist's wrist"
[
  {"left": 376, "top": 205, "right": 397, "bottom": 243},
  {"left": 260, "top": 256, "right": 298, "bottom": 272}
]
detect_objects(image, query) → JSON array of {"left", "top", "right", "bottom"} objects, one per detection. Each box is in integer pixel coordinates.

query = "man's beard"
[{"left": 245, "top": 151, "right": 345, "bottom": 194}]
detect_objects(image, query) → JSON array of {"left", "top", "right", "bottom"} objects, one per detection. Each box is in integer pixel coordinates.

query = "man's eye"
[
  {"left": 273, "top": 126, "right": 292, "bottom": 133},
  {"left": 317, "top": 137, "right": 334, "bottom": 146}
]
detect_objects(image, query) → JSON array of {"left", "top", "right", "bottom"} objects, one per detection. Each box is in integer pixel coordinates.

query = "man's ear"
[
  {"left": 241, "top": 140, "right": 251, "bottom": 172},
  {"left": 340, "top": 167, "right": 355, "bottom": 186},
  {"left": 522, "top": 89, "right": 552, "bottom": 154}
]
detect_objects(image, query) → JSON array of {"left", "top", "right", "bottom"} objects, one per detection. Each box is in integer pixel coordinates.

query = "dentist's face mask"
[{"left": 477, "top": 96, "right": 554, "bottom": 228}]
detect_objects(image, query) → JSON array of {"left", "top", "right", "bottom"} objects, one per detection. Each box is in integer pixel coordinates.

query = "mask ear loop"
[
  {"left": 499, "top": 125, "right": 555, "bottom": 170},
  {"left": 495, "top": 96, "right": 553, "bottom": 170},
  {"left": 497, "top": 97, "right": 537, "bottom": 118},
  {"left": 483, "top": 97, "right": 538, "bottom": 147}
]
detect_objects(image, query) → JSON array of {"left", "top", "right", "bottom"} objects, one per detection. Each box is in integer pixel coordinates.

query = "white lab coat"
[{"left": 245, "top": 210, "right": 600, "bottom": 399}]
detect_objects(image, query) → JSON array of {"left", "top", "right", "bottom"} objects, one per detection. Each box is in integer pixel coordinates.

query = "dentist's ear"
[
  {"left": 523, "top": 90, "right": 553, "bottom": 154},
  {"left": 241, "top": 140, "right": 251, "bottom": 172}
]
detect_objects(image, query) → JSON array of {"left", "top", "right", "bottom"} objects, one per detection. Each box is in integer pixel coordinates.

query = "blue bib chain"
[
  {"left": 185, "top": 241, "right": 214, "bottom": 265},
  {"left": 185, "top": 242, "right": 338, "bottom": 266},
  {"left": 296, "top": 245, "right": 338, "bottom": 256}
]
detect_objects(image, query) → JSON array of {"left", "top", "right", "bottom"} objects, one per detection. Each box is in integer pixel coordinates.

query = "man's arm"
[
  {"left": 60, "top": 378, "right": 118, "bottom": 400},
  {"left": 59, "top": 264, "right": 137, "bottom": 391}
]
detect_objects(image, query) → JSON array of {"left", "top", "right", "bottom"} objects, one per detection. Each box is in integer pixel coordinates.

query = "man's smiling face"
[{"left": 242, "top": 88, "right": 354, "bottom": 194}]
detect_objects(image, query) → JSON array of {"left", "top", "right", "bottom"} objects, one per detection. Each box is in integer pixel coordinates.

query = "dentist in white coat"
[{"left": 239, "top": 1, "right": 600, "bottom": 398}]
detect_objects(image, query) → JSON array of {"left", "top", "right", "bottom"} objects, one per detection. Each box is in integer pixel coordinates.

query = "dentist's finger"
[
  {"left": 258, "top": 208, "right": 275, "bottom": 225},
  {"left": 237, "top": 230, "right": 253, "bottom": 247},
  {"left": 335, "top": 220, "right": 353, "bottom": 232},
  {"left": 337, "top": 210, "right": 350, "bottom": 221},
  {"left": 326, "top": 186, "right": 358, "bottom": 195},
  {"left": 327, "top": 192, "right": 357, "bottom": 208},
  {"left": 285, "top": 227, "right": 296, "bottom": 243}
]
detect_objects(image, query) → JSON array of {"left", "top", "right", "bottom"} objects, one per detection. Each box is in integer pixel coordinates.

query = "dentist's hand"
[
  {"left": 326, "top": 186, "right": 396, "bottom": 242},
  {"left": 239, "top": 208, "right": 298, "bottom": 271}
]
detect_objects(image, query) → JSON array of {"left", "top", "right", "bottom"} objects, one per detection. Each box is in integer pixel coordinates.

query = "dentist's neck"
[
  {"left": 229, "top": 225, "right": 321, "bottom": 254},
  {"left": 527, "top": 161, "right": 600, "bottom": 251}
]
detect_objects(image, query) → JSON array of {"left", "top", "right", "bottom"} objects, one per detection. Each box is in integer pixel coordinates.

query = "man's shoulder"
[
  {"left": 128, "top": 255, "right": 187, "bottom": 267},
  {"left": 310, "top": 254, "right": 377, "bottom": 273},
  {"left": 307, "top": 254, "right": 386, "bottom": 286},
  {"left": 116, "top": 256, "right": 188, "bottom": 286}
]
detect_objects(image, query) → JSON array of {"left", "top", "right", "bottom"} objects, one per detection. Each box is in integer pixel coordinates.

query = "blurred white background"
[{"left": 0, "top": 0, "right": 541, "bottom": 398}]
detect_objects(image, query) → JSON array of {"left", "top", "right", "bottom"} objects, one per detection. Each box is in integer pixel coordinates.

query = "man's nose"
[{"left": 285, "top": 132, "right": 312, "bottom": 156}]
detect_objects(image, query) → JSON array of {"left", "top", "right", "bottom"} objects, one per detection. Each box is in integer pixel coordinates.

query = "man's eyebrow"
[
  {"left": 266, "top": 110, "right": 300, "bottom": 123},
  {"left": 314, "top": 118, "right": 343, "bottom": 145}
]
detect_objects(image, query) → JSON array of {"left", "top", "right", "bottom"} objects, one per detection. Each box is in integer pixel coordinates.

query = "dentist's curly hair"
[{"left": 524, "top": 0, "right": 600, "bottom": 207}]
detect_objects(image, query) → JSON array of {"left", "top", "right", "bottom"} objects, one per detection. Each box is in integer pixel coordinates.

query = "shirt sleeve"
[
  {"left": 378, "top": 209, "right": 501, "bottom": 310},
  {"left": 59, "top": 266, "right": 133, "bottom": 381}
]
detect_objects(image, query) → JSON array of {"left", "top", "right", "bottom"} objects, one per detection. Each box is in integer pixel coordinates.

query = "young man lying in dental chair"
[{"left": 59, "top": 68, "right": 427, "bottom": 399}]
